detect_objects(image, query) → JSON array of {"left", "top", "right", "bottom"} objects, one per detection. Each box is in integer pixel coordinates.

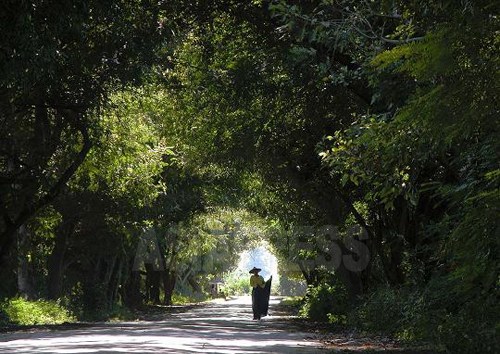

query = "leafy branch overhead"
[{"left": 0, "top": 1, "right": 498, "bottom": 352}]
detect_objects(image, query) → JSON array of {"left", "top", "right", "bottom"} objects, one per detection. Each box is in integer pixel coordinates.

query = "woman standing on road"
[{"left": 249, "top": 266, "right": 271, "bottom": 320}]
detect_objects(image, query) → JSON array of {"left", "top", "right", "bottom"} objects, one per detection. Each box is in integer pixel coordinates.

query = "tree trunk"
[
  {"left": 124, "top": 270, "right": 143, "bottom": 308},
  {"left": 47, "top": 223, "right": 72, "bottom": 300},
  {"left": 17, "top": 225, "right": 35, "bottom": 299},
  {"left": 373, "top": 216, "right": 405, "bottom": 286},
  {"left": 145, "top": 263, "right": 161, "bottom": 304},
  {"left": 102, "top": 256, "right": 118, "bottom": 309},
  {"left": 187, "top": 274, "right": 201, "bottom": 293},
  {"left": 163, "top": 270, "right": 176, "bottom": 305},
  {"left": 335, "top": 244, "right": 364, "bottom": 298}
]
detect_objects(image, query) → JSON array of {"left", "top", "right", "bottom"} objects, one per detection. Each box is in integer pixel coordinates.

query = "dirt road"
[{"left": 0, "top": 296, "right": 325, "bottom": 353}]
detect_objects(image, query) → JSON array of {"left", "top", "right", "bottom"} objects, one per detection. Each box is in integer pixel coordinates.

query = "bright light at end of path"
[{"left": 236, "top": 244, "right": 278, "bottom": 279}]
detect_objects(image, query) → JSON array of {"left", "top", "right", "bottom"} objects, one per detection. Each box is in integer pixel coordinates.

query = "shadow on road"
[
  {"left": 0, "top": 296, "right": 323, "bottom": 353},
  {"left": 0, "top": 297, "right": 438, "bottom": 353}
]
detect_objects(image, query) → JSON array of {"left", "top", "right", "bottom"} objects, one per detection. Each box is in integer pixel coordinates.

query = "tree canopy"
[{"left": 0, "top": 1, "right": 498, "bottom": 352}]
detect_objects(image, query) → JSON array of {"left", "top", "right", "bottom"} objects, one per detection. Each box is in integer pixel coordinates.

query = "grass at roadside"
[
  {"left": 0, "top": 292, "right": 205, "bottom": 330},
  {"left": 278, "top": 296, "right": 303, "bottom": 307},
  {"left": 0, "top": 297, "right": 74, "bottom": 326}
]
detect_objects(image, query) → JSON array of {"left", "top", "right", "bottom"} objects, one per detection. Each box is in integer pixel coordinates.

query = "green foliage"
[
  {"left": 0, "top": 3, "right": 497, "bottom": 353},
  {"left": 446, "top": 169, "right": 500, "bottom": 297},
  {"left": 171, "top": 293, "right": 206, "bottom": 305},
  {"left": 352, "top": 287, "right": 400, "bottom": 334},
  {"left": 372, "top": 29, "right": 454, "bottom": 79},
  {"left": 350, "top": 287, "right": 427, "bottom": 337},
  {"left": 0, "top": 298, "right": 74, "bottom": 326},
  {"left": 279, "top": 296, "right": 303, "bottom": 308},
  {"left": 349, "top": 278, "right": 499, "bottom": 352},
  {"left": 0, "top": 0, "right": 170, "bottom": 261},
  {"left": 223, "top": 277, "right": 251, "bottom": 296},
  {"left": 434, "top": 293, "right": 499, "bottom": 354},
  {"left": 171, "top": 207, "right": 262, "bottom": 281},
  {"left": 74, "top": 87, "right": 171, "bottom": 207},
  {"left": 273, "top": 2, "right": 499, "bottom": 352},
  {"left": 299, "top": 282, "right": 349, "bottom": 324}
]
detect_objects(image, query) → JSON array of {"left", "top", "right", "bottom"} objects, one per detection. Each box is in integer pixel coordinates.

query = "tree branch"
[
  {"left": 380, "top": 36, "right": 425, "bottom": 44},
  {"left": 0, "top": 114, "right": 92, "bottom": 265}
]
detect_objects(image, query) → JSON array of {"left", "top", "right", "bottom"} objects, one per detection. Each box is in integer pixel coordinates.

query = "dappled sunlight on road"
[{"left": 0, "top": 296, "right": 325, "bottom": 353}]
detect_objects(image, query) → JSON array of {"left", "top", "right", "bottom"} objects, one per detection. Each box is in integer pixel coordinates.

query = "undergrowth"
[{"left": 0, "top": 297, "right": 74, "bottom": 326}]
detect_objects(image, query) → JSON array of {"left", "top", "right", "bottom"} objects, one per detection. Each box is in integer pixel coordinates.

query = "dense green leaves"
[
  {"left": 0, "top": 1, "right": 498, "bottom": 351},
  {"left": 0, "top": 0, "right": 168, "bottom": 262},
  {"left": 75, "top": 88, "right": 171, "bottom": 207}
]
